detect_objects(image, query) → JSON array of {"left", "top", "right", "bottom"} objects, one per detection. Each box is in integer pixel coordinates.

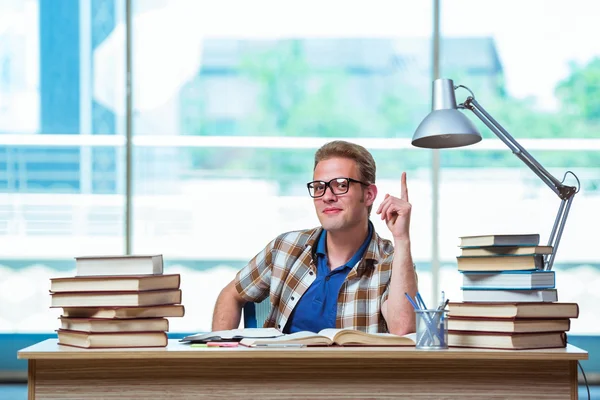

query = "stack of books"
[
  {"left": 447, "top": 302, "right": 578, "bottom": 349},
  {"left": 50, "top": 255, "right": 185, "bottom": 349},
  {"left": 447, "top": 233, "right": 579, "bottom": 349},
  {"left": 457, "top": 233, "right": 556, "bottom": 303}
]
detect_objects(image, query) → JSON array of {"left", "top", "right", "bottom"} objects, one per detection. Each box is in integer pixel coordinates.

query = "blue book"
[{"left": 461, "top": 270, "right": 555, "bottom": 290}]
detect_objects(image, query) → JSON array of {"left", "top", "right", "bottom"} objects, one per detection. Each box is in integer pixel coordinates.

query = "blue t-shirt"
[{"left": 284, "top": 223, "right": 373, "bottom": 333}]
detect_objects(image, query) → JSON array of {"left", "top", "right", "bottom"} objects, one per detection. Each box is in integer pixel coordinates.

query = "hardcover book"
[
  {"left": 461, "top": 270, "right": 555, "bottom": 290},
  {"left": 448, "top": 331, "right": 566, "bottom": 350},
  {"left": 459, "top": 234, "right": 540, "bottom": 248},
  {"left": 75, "top": 255, "right": 164, "bottom": 276},
  {"left": 447, "top": 302, "right": 579, "bottom": 319}
]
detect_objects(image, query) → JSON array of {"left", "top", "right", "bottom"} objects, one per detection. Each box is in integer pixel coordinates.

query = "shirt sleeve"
[{"left": 234, "top": 237, "right": 277, "bottom": 303}]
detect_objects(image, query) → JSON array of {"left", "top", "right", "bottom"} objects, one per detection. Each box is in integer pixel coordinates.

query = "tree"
[
  {"left": 556, "top": 57, "right": 600, "bottom": 122},
  {"left": 184, "top": 40, "right": 429, "bottom": 187},
  {"left": 182, "top": 41, "right": 600, "bottom": 182},
  {"left": 238, "top": 40, "right": 432, "bottom": 183},
  {"left": 240, "top": 40, "right": 375, "bottom": 138}
]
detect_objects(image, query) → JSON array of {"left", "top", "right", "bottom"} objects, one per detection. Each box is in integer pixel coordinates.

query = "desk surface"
[{"left": 18, "top": 339, "right": 588, "bottom": 361}]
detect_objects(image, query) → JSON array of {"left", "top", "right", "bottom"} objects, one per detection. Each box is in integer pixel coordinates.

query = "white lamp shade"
[{"left": 412, "top": 108, "right": 482, "bottom": 149}]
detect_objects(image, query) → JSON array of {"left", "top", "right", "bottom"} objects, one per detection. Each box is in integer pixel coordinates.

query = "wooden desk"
[{"left": 18, "top": 339, "right": 588, "bottom": 399}]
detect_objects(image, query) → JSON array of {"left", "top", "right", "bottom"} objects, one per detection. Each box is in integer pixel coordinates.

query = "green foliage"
[
  {"left": 238, "top": 40, "right": 424, "bottom": 138},
  {"left": 183, "top": 40, "right": 600, "bottom": 183},
  {"left": 556, "top": 57, "right": 600, "bottom": 122},
  {"left": 477, "top": 95, "right": 598, "bottom": 139}
]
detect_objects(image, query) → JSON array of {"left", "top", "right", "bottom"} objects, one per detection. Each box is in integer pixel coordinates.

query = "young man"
[{"left": 211, "top": 140, "right": 418, "bottom": 335}]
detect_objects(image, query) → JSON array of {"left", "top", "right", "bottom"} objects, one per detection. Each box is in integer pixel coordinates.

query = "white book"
[
  {"left": 240, "top": 329, "right": 416, "bottom": 347},
  {"left": 461, "top": 271, "right": 555, "bottom": 290},
  {"left": 50, "top": 289, "right": 181, "bottom": 308},
  {"left": 462, "top": 288, "right": 558, "bottom": 303},
  {"left": 75, "top": 255, "right": 163, "bottom": 276},
  {"left": 459, "top": 234, "right": 540, "bottom": 248}
]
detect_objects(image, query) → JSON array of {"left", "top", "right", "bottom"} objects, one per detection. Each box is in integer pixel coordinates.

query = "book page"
[
  {"left": 317, "top": 328, "right": 348, "bottom": 341},
  {"left": 319, "top": 328, "right": 416, "bottom": 345},
  {"left": 317, "top": 329, "right": 399, "bottom": 341},
  {"left": 240, "top": 331, "right": 333, "bottom": 346}
]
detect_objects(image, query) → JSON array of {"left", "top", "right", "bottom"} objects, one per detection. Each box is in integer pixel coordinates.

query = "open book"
[
  {"left": 180, "top": 328, "right": 283, "bottom": 343},
  {"left": 240, "top": 329, "right": 416, "bottom": 347}
]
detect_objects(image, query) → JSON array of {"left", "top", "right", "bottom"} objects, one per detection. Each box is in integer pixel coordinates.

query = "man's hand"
[
  {"left": 377, "top": 172, "right": 417, "bottom": 335},
  {"left": 375, "top": 172, "right": 411, "bottom": 242}
]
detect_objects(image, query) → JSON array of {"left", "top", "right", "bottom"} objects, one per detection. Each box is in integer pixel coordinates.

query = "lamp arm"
[
  {"left": 462, "top": 96, "right": 578, "bottom": 271},
  {"left": 465, "top": 97, "right": 575, "bottom": 198}
]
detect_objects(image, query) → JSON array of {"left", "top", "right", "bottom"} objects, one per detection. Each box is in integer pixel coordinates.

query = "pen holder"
[{"left": 415, "top": 309, "right": 448, "bottom": 350}]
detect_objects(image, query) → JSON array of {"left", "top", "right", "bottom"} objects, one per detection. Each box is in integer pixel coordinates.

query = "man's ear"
[{"left": 365, "top": 184, "right": 378, "bottom": 207}]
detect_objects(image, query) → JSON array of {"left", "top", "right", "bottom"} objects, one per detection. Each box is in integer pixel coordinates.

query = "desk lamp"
[{"left": 412, "top": 78, "right": 580, "bottom": 271}]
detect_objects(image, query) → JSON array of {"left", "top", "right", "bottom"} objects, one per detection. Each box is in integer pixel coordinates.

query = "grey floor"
[{"left": 1, "top": 384, "right": 600, "bottom": 399}]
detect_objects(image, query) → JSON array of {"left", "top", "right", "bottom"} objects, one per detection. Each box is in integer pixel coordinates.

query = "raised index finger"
[{"left": 401, "top": 172, "right": 409, "bottom": 202}]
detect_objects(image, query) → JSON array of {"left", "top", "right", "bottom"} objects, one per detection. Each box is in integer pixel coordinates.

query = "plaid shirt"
[{"left": 235, "top": 226, "right": 410, "bottom": 333}]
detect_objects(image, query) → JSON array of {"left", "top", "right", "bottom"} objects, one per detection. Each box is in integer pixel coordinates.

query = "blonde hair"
[{"left": 314, "top": 140, "right": 376, "bottom": 214}]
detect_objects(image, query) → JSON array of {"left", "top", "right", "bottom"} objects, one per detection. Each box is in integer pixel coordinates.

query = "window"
[
  {"left": 130, "top": 0, "right": 432, "bottom": 331},
  {"left": 440, "top": 0, "right": 600, "bottom": 333},
  {"left": 1, "top": 0, "right": 597, "bottom": 338},
  {"left": 0, "top": 0, "right": 124, "bottom": 332}
]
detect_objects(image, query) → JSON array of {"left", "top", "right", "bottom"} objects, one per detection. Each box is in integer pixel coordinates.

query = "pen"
[
  {"left": 437, "top": 299, "right": 450, "bottom": 311},
  {"left": 404, "top": 293, "right": 420, "bottom": 310},
  {"left": 407, "top": 293, "right": 431, "bottom": 347},
  {"left": 415, "top": 292, "right": 428, "bottom": 310},
  {"left": 437, "top": 296, "right": 449, "bottom": 347}
]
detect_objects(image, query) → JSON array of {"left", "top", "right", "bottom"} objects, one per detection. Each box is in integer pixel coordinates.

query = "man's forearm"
[
  {"left": 211, "top": 289, "right": 245, "bottom": 331},
  {"left": 386, "top": 239, "right": 418, "bottom": 335}
]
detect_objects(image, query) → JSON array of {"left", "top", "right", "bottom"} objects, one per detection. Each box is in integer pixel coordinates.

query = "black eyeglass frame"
[{"left": 306, "top": 177, "right": 371, "bottom": 198}]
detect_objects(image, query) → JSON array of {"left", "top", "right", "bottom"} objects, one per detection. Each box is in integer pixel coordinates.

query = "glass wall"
[
  {"left": 1, "top": 0, "right": 598, "bottom": 335},
  {"left": 0, "top": 0, "right": 125, "bottom": 332},
  {"left": 439, "top": 0, "right": 600, "bottom": 333},
  {"left": 130, "top": 0, "right": 433, "bottom": 331}
]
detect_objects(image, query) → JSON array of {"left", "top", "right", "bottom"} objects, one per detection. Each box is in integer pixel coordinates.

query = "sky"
[
  {"left": 2, "top": 0, "right": 600, "bottom": 112},
  {"left": 441, "top": 0, "right": 600, "bottom": 109}
]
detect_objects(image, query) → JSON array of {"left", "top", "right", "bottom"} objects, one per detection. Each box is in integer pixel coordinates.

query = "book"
[
  {"left": 461, "top": 271, "right": 555, "bottom": 290},
  {"left": 447, "top": 317, "right": 570, "bottom": 333},
  {"left": 462, "top": 288, "right": 558, "bottom": 302},
  {"left": 75, "top": 255, "right": 163, "bottom": 276},
  {"left": 459, "top": 234, "right": 540, "bottom": 248},
  {"left": 448, "top": 331, "right": 566, "bottom": 350},
  {"left": 50, "top": 274, "right": 180, "bottom": 293},
  {"left": 457, "top": 254, "right": 544, "bottom": 272},
  {"left": 448, "top": 302, "right": 579, "bottom": 319},
  {"left": 57, "top": 329, "right": 168, "bottom": 348},
  {"left": 60, "top": 317, "right": 169, "bottom": 333},
  {"left": 460, "top": 245, "right": 552, "bottom": 257},
  {"left": 61, "top": 305, "right": 185, "bottom": 319},
  {"left": 180, "top": 328, "right": 284, "bottom": 343},
  {"left": 239, "top": 329, "right": 416, "bottom": 347},
  {"left": 50, "top": 289, "right": 182, "bottom": 308}
]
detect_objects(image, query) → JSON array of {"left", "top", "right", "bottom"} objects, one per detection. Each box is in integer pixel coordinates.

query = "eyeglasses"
[{"left": 306, "top": 177, "right": 370, "bottom": 198}]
